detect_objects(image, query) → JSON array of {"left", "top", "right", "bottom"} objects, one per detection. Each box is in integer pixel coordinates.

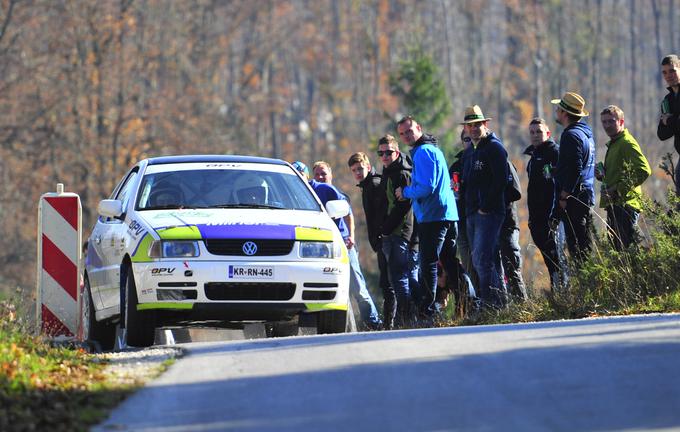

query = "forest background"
[{"left": 1, "top": 0, "right": 678, "bottom": 304}]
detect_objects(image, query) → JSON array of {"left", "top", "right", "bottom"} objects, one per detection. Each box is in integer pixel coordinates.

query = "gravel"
[{"left": 94, "top": 346, "right": 183, "bottom": 386}]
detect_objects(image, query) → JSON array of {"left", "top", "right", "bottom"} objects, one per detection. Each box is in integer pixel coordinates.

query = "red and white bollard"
[{"left": 36, "top": 183, "right": 82, "bottom": 339}]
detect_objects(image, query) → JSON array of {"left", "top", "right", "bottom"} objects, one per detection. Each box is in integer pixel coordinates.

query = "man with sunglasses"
[
  {"left": 377, "top": 134, "right": 419, "bottom": 328},
  {"left": 394, "top": 116, "right": 458, "bottom": 322}
]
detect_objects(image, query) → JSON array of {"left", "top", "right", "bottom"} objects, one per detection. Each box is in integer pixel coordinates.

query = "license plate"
[{"left": 228, "top": 265, "right": 274, "bottom": 279}]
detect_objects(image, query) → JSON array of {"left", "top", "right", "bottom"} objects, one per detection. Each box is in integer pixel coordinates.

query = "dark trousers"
[
  {"left": 561, "top": 197, "right": 595, "bottom": 263},
  {"left": 499, "top": 209, "right": 527, "bottom": 301},
  {"left": 605, "top": 205, "right": 640, "bottom": 250},
  {"left": 377, "top": 248, "right": 396, "bottom": 327},
  {"left": 529, "top": 216, "right": 564, "bottom": 290},
  {"left": 415, "top": 220, "right": 456, "bottom": 316}
]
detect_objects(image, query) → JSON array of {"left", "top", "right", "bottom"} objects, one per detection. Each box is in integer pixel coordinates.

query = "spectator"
[
  {"left": 394, "top": 116, "right": 458, "bottom": 321},
  {"left": 460, "top": 105, "right": 509, "bottom": 309},
  {"left": 597, "top": 105, "right": 652, "bottom": 249},
  {"left": 550, "top": 92, "right": 596, "bottom": 264},
  {"left": 499, "top": 159, "right": 528, "bottom": 302},
  {"left": 657, "top": 54, "right": 680, "bottom": 197},
  {"left": 524, "top": 118, "right": 565, "bottom": 291},
  {"left": 377, "top": 135, "right": 419, "bottom": 328},
  {"left": 347, "top": 152, "right": 394, "bottom": 328},
  {"left": 311, "top": 161, "right": 382, "bottom": 330}
]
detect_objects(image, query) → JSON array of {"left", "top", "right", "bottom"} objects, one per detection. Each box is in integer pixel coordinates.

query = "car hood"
[{"left": 137, "top": 208, "right": 338, "bottom": 241}]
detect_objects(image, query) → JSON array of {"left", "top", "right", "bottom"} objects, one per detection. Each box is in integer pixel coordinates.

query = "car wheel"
[
  {"left": 82, "top": 276, "right": 115, "bottom": 351},
  {"left": 123, "top": 265, "right": 156, "bottom": 347},
  {"left": 317, "top": 309, "right": 348, "bottom": 334}
]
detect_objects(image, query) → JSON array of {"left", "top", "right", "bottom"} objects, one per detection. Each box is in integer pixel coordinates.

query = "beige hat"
[
  {"left": 460, "top": 105, "right": 492, "bottom": 124},
  {"left": 550, "top": 92, "right": 589, "bottom": 117}
]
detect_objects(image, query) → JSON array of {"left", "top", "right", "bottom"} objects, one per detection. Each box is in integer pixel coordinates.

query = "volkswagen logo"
[{"left": 242, "top": 241, "right": 258, "bottom": 256}]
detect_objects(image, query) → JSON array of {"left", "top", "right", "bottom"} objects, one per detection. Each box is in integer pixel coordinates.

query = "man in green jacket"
[{"left": 597, "top": 105, "right": 652, "bottom": 249}]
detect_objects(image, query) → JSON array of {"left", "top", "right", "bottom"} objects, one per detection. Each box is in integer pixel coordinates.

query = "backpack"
[{"left": 506, "top": 160, "right": 522, "bottom": 202}]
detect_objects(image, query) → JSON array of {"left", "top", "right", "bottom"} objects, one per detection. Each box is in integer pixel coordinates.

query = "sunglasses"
[{"left": 377, "top": 150, "right": 395, "bottom": 157}]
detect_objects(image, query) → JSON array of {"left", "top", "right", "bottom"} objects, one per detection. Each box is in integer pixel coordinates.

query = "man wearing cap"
[
  {"left": 461, "top": 105, "right": 509, "bottom": 309},
  {"left": 658, "top": 54, "right": 680, "bottom": 197},
  {"left": 394, "top": 116, "right": 458, "bottom": 321},
  {"left": 292, "top": 160, "right": 382, "bottom": 330},
  {"left": 597, "top": 105, "right": 651, "bottom": 250},
  {"left": 550, "top": 92, "right": 596, "bottom": 263}
]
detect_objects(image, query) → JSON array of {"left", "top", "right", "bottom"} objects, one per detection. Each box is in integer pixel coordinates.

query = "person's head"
[
  {"left": 396, "top": 116, "right": 423, "bottom": 147},
  {"left": 460, "top": 105, "right": 491, "bottom": 143},
  {"left": 233, "top": 172, "right": 269, "bottom": 205},
  {"left": 551, "top": 91, "right": 589, "bottom": 126},
  {"left": 347, "top": 152, "right": 371, "bottom": 182},
  {"left": 377, "top": 134, "right": 400, "bottom": 167},
  {"left": 291, "top": 161, "right": 310, "bottom": 180},
  {"left": 528, "top": 118, "right": 551, "bottom": 147},
  {"left": 149, "top": 187, "right": 182, "bottom": 207},
  {"left": 313, "top": 161, "right": 333, "bottom": 184},
  {"left": 661, "top": 55, "right": 680, "bottom": 88},
  {"left": 460, "top": 130, "right": 472, "bottom": 150},
  {"left": 600, "top": 105, "right": 625, "bottom": 138}
]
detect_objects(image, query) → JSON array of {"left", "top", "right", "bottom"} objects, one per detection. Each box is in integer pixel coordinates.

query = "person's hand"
[
  {"left": 559, "top": 191, "right": 569, "bottom": 209},
  {"left": 661, "top": 113, "right": 673, "bottom": 126},
  {"left": 344, "top": 236, "right": 355, "bottom": 250},
  {"left": 395, "top": 187, "right": 404, "bottom": 201}
]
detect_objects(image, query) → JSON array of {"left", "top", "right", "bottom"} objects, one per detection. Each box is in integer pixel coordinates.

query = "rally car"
[{"left": 83, "top": 155, "right": 351, "bottom": 347}]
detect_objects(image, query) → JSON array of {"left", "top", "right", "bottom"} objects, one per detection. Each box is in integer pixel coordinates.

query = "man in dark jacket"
[
  {"left": 348, "top": 152, "right": 394, "bottom": 328},
  {"left": 377, "top": 136, "right": 419, "bottom": 328},
  {"left": 550, "top": 92, "right": 596, "bottom": 263},
  {"left": 524, "top": 118, "right": 564, "bottom": 291},
  {"left": 461, "top": 105, "right": 508, "bottom": 309},
  {"left": 657, "top": 54, "right": 680, "bottom": 197}
]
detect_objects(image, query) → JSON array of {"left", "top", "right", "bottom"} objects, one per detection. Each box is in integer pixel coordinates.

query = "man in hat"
[
  {"left": 394, "top": 116, "right": 458, "bottom": 322},
  {"left": 460, "top": 105, "right": 509, "bottom": 308},
  {"left": 550, "top": 92, "right": 596, "bottom": 263},
  {"left": 597, "top": 105, "right": 651, "bottom": 250},
  {"left": 657, "top": 54, "right": 680, "bottom": 197}
]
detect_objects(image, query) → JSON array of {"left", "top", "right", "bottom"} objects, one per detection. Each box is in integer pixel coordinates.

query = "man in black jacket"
[
  {"left": 524, "top": 118, "right": 564, "bottom": 291},
  {"left": 376, "top": 136, "right": 419, "bottom": 328},
  {"left": 658, "top": 54, "right": 680, "bottom": 197},
  {"left": 348, "top": 152, "right": 393, "bottom": 328}
]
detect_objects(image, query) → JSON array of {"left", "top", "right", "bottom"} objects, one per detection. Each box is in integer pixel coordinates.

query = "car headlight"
[
  {"left": 299, "top": 241, "right": 340, "bottom": 258},
  {"left": 149, "top": 240, "right": 200, "bottom": 258}
]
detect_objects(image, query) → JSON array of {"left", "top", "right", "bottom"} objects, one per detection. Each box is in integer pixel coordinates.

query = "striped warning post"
[{"left": 36, "top": 184, "right": 82, "bottom": 337}]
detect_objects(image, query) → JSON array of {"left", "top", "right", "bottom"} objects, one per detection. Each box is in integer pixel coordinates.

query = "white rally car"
[{"left": 83, "top": 155, "right": 351, "bottom": 347}]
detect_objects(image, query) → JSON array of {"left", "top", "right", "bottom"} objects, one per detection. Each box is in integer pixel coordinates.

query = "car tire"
[
  {"left": 317, "top": 309, "right": 348, "bottom": 334},
  {"left": 123, "top": 266, "right": 156, "bottom": 347},
  {"left": 82, "top": 276, "right": 115, "bottom": 351}
]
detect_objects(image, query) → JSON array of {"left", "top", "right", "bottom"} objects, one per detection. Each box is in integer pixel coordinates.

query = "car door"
[{"left": 91, "top": 169, "right": 139, "bottom": 311}]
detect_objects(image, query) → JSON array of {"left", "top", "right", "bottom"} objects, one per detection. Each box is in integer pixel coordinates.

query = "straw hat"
[
  {"left": 460, "top": 105, "right": 492, "bottom": 124},
  {"left": 550, "top": 92, "right": 589, "bottom": 117}
]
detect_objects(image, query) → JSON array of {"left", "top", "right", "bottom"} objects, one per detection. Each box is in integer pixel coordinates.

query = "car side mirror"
[
  {"left": 325, "top": 199, "right": 350, "bottom": 219},
  {"left": 98, "top": 199, "right": 124, "bottom": 219}
]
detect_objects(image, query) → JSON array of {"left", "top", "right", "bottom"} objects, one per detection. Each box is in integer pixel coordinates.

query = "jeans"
[
  {"left": 605, "top": 204, "right": 641, "bottom": 250},
  {"left": 415, "top": 221, "right": 455, "bottom": 316},
  {"left": 347, "top": 246, "right": 381, "bottom": 327},
  {"left": 382, "top": 235, "right": 419, "bottom": 327},
  {"left": 467, "top": 212, "right": 505, "bottom": 308}
]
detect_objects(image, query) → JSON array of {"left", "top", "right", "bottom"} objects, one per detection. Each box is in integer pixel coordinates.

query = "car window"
[
  {"left": 136, "top": 167, "right": 321, "bottom": 211},
  {"left": 99, "top": 169, "right": 138, "bottom": 223}
]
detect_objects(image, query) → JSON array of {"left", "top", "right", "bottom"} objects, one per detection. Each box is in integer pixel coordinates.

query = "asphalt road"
[{"left": 95, "top": 314, "right": 680, "bottom": 432}]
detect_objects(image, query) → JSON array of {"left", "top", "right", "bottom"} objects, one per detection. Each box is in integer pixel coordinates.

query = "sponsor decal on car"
[
  {"left": 151, "top": 267, "right": 176, "bottom": 276},
  {"left": 323, "top": 266, "right": 342, "bottom": 274}
]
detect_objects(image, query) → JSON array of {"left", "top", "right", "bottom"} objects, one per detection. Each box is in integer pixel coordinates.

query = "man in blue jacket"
[
  {"left": 394, "top": 116, "right": 458, "bottom": 320},
  {"left": 461, "top": 106, "right": 509, "bottom": 309},
  {"left": 550, "top": 92, "right": 596, "bottom": 263}
]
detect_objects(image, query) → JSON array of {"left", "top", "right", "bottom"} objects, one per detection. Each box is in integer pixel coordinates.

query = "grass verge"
[{"left": 0, "top": 306, "right": 136, "bottom": 432}]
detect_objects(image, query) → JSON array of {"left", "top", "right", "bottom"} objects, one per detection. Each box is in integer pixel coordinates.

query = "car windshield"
[{"left": 136, "top": 165, "right": 321, "bottom": 211}]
